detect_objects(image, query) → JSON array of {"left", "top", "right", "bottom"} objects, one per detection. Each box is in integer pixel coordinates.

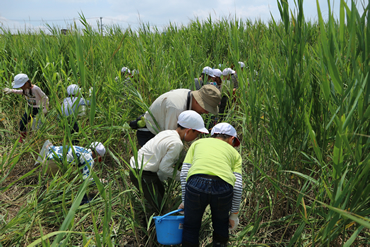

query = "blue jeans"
[{"left": 182, "top": 175, "right": 233, "bottom": 246}]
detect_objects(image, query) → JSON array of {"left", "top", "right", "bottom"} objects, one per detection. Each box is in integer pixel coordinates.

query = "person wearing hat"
[
  {"left": 179, "top": 123, "right": 242, "bottom": 246},
  {"left": 136, "top": 84, "right": 221, "bottom": 147},
  {"left": 44, "top": 142, "right": 106, "bottom": 180},
  {"left": 210, "top": 68, "right": 223, "bottom": 90},
  {"left": 121, "top": 67, "right": 131, "bottom": 78},
  {"left": 130, "top": 110, "right": 209, "bottom": 213},
  {"left": 3, "top": 73, "right": 49, "bottom": 143},
  {"left": 61, "top": 84, "right": 90, "bottom": 144},
  {"left": 193, "top": 66, "right": 216, "bottom": 90}
]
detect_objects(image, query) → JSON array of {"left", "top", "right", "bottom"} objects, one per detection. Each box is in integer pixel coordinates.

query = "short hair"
[
  {"left": 177, "top": 123, "right": 186, "bottom": 130},
  {"left": 212, "top": 133, "right": 231, "bottom": 140}
]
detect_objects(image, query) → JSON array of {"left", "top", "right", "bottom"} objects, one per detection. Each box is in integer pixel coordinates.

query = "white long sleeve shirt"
[
  {"left": 11, "top": 85, "right": 49, "bottom": 109},
  {"left": 144, "top": 89, "right": 192, "bottom": 134},
  {"left": 130, "top": 130, "right": 183, "bottom": 181},
  {"left": 61, "top": 97, "right": 89, "bottom": 117}
]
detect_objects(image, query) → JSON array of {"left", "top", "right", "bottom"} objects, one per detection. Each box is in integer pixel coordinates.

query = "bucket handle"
[{"left": 157, "top": 209, "right": 184, "bottom": 223}]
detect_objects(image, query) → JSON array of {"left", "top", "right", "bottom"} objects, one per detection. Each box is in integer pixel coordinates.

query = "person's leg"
[
  {"left": 71, "top": 120, "right": 79, "bottom": 145},
  {"left": 136, "top": 130, "right": 155, "bottom": 147},
  {"left": 218, "top": 95, "right": 228, "bottom": 122},
  {"left": 19, "top": 111, "right": 31, "bottom": 132},
  {"left": 209, "top": 180, "right": 233, "bottom": 246},
  {"left": 129, "top": 170, "right": 164, "bottom": 214},
  {"left": 19, "top": 107, "right": 39, "bottom": 142},
  {"left": 182, "top": 176, "right": 211, "bottom": 246}
]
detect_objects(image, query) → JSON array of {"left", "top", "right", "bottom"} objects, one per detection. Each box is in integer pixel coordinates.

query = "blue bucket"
[{"left": 153, "top": 209, "right": 184, "bottom": 245}]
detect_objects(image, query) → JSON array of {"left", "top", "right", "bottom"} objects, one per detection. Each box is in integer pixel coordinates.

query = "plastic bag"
[
  {"left": 31, "top": 113, "right": 45, "bottom": 131},
  {"left": 34, "top": 140, "right": 53, "bottom": 165}
]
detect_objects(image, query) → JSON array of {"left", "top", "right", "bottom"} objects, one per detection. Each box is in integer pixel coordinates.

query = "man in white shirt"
[
  {"left": 136, "top": 84, "right": 221, "bottom": 146},
  {"left": 129, "top": 110, "right": 209, "bottom": 214}
]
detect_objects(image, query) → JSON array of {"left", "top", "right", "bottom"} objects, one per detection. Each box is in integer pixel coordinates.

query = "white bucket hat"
[
  {"left": 90, "top": 142, "right": 106, "bottom": 157},
  {"left": 222, "top": 68, "right": 235, "bottom": 76},
  {"left": 12, "top": 74, "right": 29, "bottom": 88},
  {"left": 178, "top": 110, "right": 209, "bottom": 134},
  {"left": 213, "top": 69, "right": 222, "bottom": 78},
  {"left": 67, "top": 84, "right": 80, "bottom": 96},
  {"left": 238, "top": 61, "right": 245, "bottom": 68},
  {"left": 211, "top": 123, "right": 240, "bottom": 147},
  {"left": 121, "top": 67, "right": 130, "bottom": 74},
  {"left": 202, "top": 66, "right": 215, "bottom": 77}
]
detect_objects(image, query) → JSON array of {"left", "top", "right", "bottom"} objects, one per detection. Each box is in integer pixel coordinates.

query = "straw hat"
[{"left": 192, "top": 84, "right": 221, "bottom": 115}]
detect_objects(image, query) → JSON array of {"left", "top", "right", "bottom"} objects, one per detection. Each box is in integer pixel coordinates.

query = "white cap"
[
  {"left": 12, "top": 74, "right": 29, "bottom": 88},
  {"left": 202, "top": 66, "right": 215, "bottom": 77},
  {"left": 222, "top": 68, "right": 235, "bottom": 76},
  {"left": 238, "top": 61, "right": 245, "bottom": 68},
  {"left": 213, "top": 69, "right": 222, "bottom": 78},
  {"left": 90, "top": 142, "right": 106, "bottom": 157},
  {"left": 67, "top": 84, "right": 80, "bottom": 95},
  {"left": 131, "top": 69, "right": 139, "bottom": 76},
  {"left": 121, "top": 67, "right": 130, "bottom": 74},
  {"left": 177, "top": 110, "right": 209, "bottom": 134},
  {"left": 211, "top": 123, "right": 240, "bottom": 147}
]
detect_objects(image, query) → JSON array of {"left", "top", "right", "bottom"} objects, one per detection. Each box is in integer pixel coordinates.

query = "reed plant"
[{"left": 0, "top": 0, "right": 369, "bottom": 246}]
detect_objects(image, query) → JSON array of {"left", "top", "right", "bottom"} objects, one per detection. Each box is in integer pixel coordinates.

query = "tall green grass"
[{"left": 0, "top": 0, "right": 369, "bottom": 245}]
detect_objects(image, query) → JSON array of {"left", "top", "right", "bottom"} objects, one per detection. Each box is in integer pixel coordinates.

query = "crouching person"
[
  {"left": 44, "top": 142, "right": 105, "bottom": 181},
  {"left": 179, "top": 123, "right": 243, "bottom": 247},
  {"left": 61, "top": 84, "right": 89, "bottom": 144},
  {"left": 129, "top": 110, "right": 209, "bottom": 214}
]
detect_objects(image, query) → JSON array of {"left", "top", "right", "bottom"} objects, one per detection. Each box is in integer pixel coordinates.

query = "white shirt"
[
  {"left": 144, "top": 89, "right": 192, "bottom": 135},
  {"left": 62, "top": 97, "right": 88, "bottom": 117},
  {"left": 12, "top": 85, "right": 49, "bottom": 109},
  {"left": 130, "top": 130, "right": 183, "bottom": 181}
]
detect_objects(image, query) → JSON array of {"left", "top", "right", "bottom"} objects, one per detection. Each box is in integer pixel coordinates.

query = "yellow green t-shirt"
[{"left": 184, "top": 138, "right": 242, "bottom": 186}]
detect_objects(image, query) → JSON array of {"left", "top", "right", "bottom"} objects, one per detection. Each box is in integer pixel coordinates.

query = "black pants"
[
  {"left": 218, "top": 95, "right": 228, "bottom": 122},
  {"left": 136, "top": 130, "right": 155, "bottom": 147},
  {"left": 20, "top": 107, "right": 39, "bottom": 132},
  {"left": 129, "top": 169, "right": 165, "bottom": 214},
  {"left": 71, "top": 121, "right": 79, "bottom": 145}
]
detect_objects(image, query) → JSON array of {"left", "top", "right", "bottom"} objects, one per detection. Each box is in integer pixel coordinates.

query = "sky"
[{"left": 0, "top": 0, "right": 366, "bottom": 33}]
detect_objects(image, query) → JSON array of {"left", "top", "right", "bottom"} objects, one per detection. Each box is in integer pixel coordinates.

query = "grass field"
[{"left": 1, "top": 0, "right": 370, "bottom": 246}]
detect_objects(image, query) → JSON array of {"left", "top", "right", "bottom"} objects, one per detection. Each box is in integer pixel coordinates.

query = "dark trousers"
[
  {"left": 182, "top": 175, "right": 233, "bottom": 246},
  {"left": 129, "top": 169, "right": 165, "bottom": 214},
  {"left": 71, "top": 120, "right": 79, "bottom": 145},
  {"left": 20, "top": 107, "right": 39, "bottom": 132},
  {"left": 136, "top": 130, "right": 155, "bottom": 147},
  {"left": 218, "top": 95, "right": 228, "bottom": 122}
]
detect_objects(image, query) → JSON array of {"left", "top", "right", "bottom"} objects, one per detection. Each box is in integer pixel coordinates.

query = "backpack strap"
[{"left": 186, "top": 91, "right": 191, "bottom": 110}]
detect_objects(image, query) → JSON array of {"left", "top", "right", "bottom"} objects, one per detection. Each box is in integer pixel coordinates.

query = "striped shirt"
[
  {"left": 180, "top": 138, "right": 243, "bottom": 213},
  {"left": 46, "top": 145, "right": 94, "bottom": 180}
]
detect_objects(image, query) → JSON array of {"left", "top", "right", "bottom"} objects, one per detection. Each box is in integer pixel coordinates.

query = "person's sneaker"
[{"left": 19, "top": 132, "right": 27, "bottom": 143}]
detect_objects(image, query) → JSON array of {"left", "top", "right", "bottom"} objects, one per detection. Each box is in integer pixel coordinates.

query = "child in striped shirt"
[{"left": 179, "top": 122, "right": 243, "bottom": 247}]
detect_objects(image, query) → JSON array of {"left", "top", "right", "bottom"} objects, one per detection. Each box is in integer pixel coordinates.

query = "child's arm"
[
  {"left": 229, "top": 172, "right": 242, "bottom": 230},
  {"left": 158, "top": 142, "right": 183, "bottom": 181},
  {"left": 39, "top": 88, "right": 49, "bottom": 111},
  {"left": 3, "top": 88, "right": 23, "bottom": 94},
  {"left": 180, "top": 162, "right": 191, "bottom": 204},
  {"left": 231, "top": 172, "right": 243, "bottom": 213}
]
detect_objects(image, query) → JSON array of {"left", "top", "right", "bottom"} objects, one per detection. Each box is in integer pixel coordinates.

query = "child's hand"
[
  {"left": 3, "top": 88, "right": 12, "bottom": 94},
  {"left": 178, "top": 203, "right": 184, "bottom": 214},
  {"left": 229, "top": 212, "right": 239, "bottom": 230}
]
